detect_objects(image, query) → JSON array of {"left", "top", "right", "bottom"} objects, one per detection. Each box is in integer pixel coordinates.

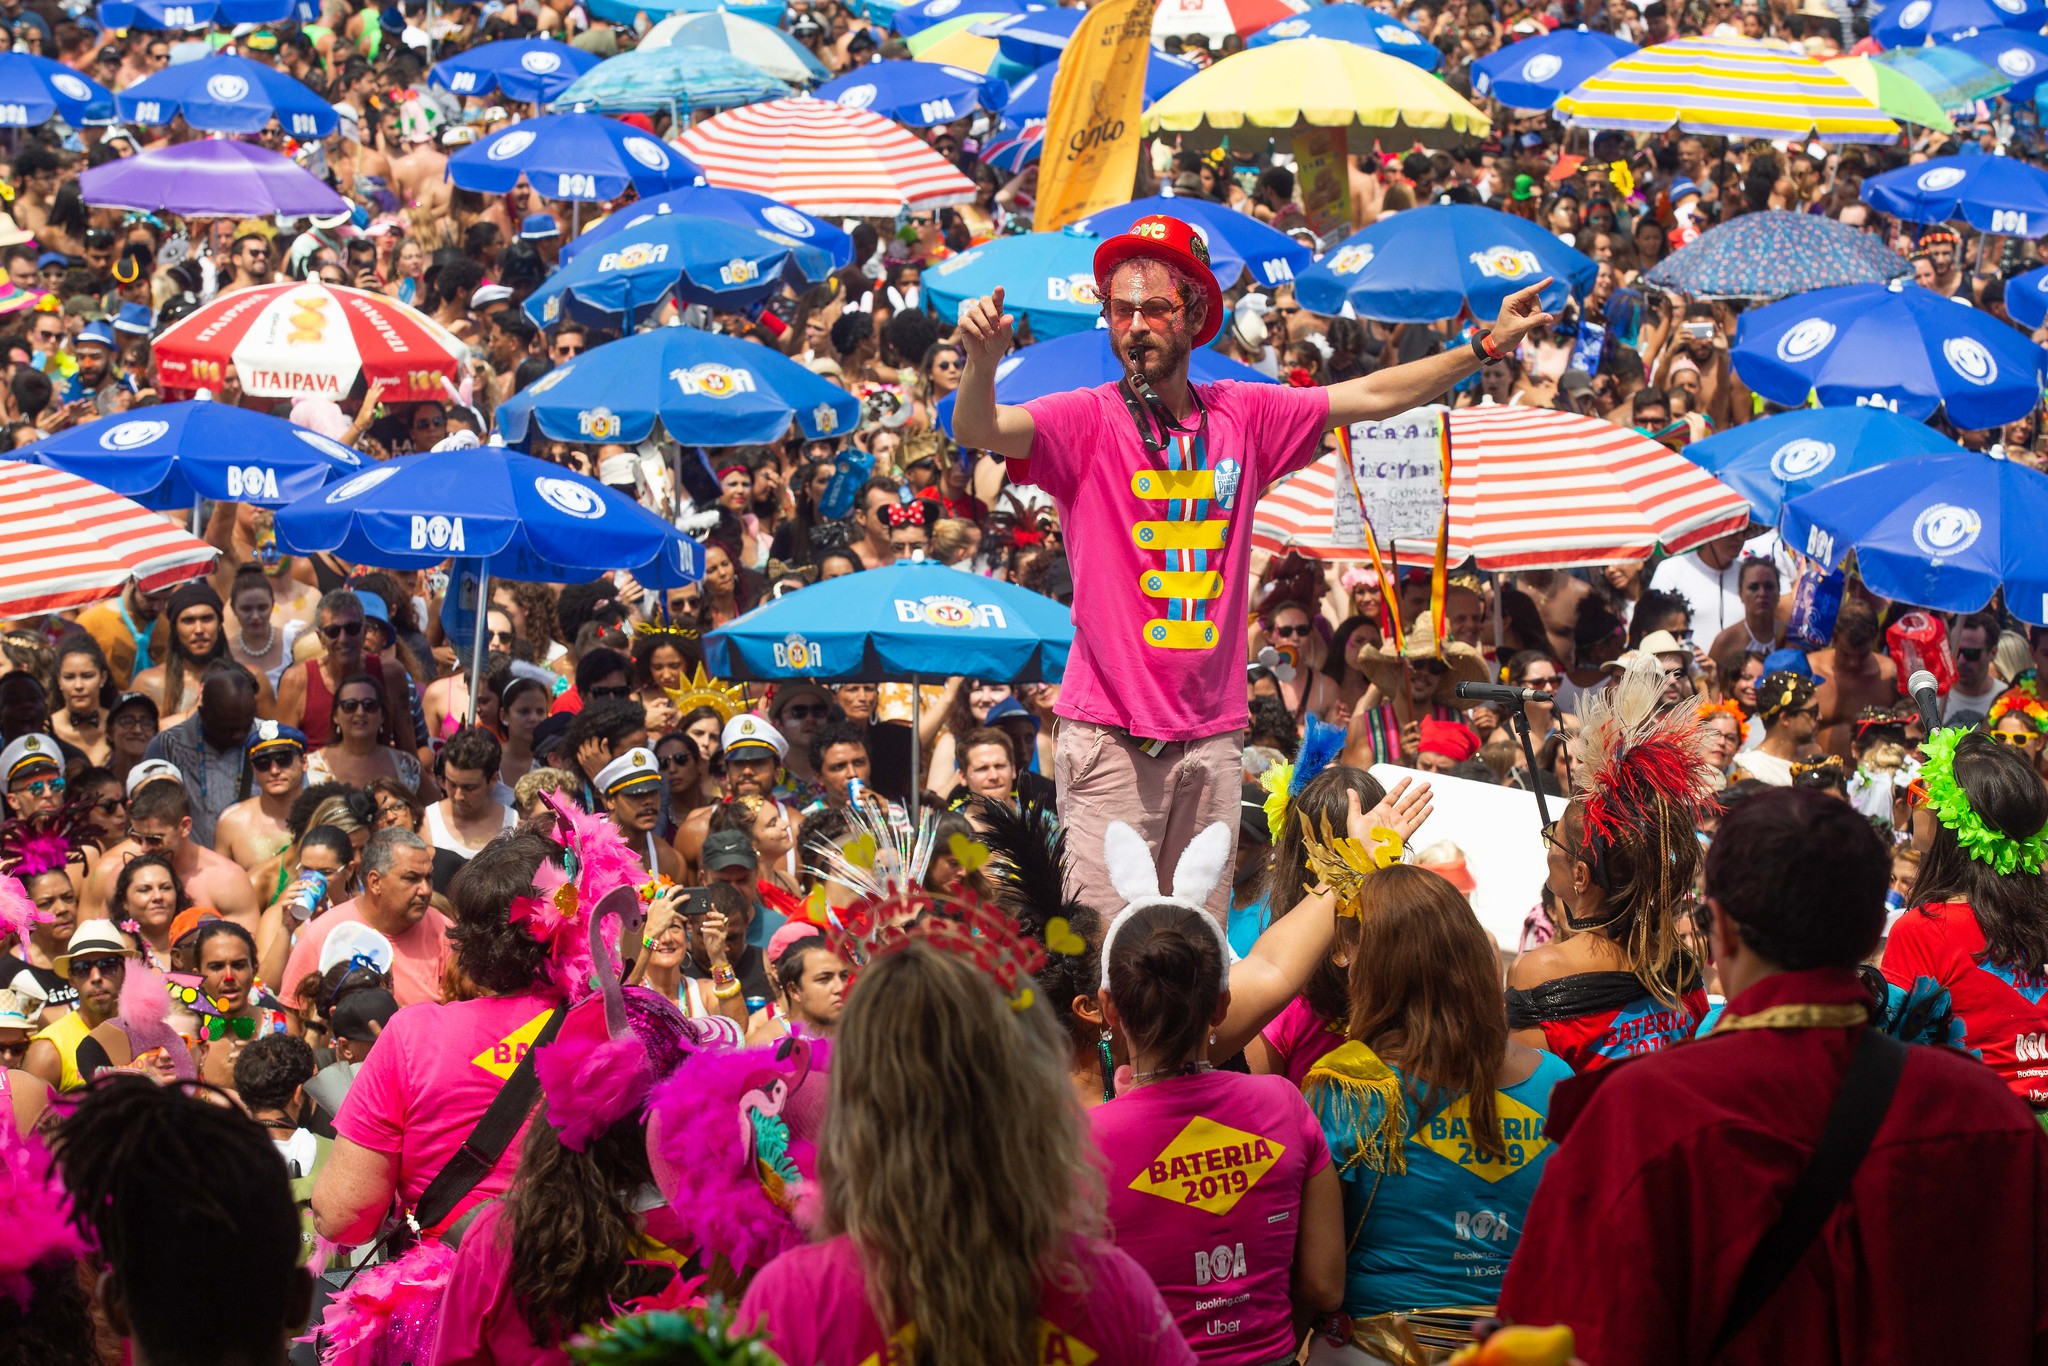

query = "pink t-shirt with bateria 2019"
[
  {"left": 1014, "top": 381, "right": 1330, "bottom": 742},
  {"left": 334, "top": 991, "right": 559, "bottom": 1229},
  {"left": 1089, "top": 1070, "right": 1331, "bottom": 1365},
  {"left": 738, "top": 1232, "right": 1196, "bottom": 1366}
]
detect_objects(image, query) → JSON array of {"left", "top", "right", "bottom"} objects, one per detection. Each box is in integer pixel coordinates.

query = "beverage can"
[{"left": 289, "top": 869, "right": 329, "bottom": 921}]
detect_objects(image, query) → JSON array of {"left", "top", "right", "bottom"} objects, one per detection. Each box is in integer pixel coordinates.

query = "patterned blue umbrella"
[
  {"left": 641, "top": 10, "right": 831, "bottom": 86},
  {"left": 1863, "top": 154, "right": 2048, "bottom": 235},
  {"left": 447, "top": 111, "right": 703, "bottom": 201},
  {"left": 1875, "top": 0, "right": 2045, "bottom": 45},
  {"left": 1871, "top": 42, "right": 2016, "bottom": 106},
  {"left": 428, "top": 39, "right": 600, "bottom": 104},
  {"left": 1247, "top": 5, "right": 1439, "bottom": 69},
  {"left": 553, "top": 46, "right": 791, "bottom": 114},
  {"left": 117, "top": 53, "right": 335, "bottom": 137},
  {"left": 1731, "top": 281, "right": 2048, "bottom": 428},
  {"left": 0, "top": 53, "right": 113, "bottom": 126},
  {"left": 2003, "top": 264, "right": 2048, "bottom": 331},
  {"left": 1642, "top": 210, "right": 1909, "bottom": 301},
  {"left": 979, "top": 119, "right": 1043, "bottom": 171},
  {"left": 815, "top": 59, "right": 1005, "bottom": 126},
  {"left": 1470, "top": 29, "right": 1635, "bottom": 109}
]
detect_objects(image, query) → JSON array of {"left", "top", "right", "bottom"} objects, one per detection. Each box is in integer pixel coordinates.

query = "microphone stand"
[{"left": 1511, "top": 704, "right": 1551, "bottom": 828}]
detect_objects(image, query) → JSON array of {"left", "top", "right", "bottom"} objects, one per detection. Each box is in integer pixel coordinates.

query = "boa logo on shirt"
[
  {"left": 1410, "top": 1091, "right": 1549, "bottom": 1183},
  {"left": 1130, "top": 1116, "right": 1284, "bottom": 1215},
  {"left": 1469, "top": 247, "right": 1542, "bottom": 280},
  {"left": 472, "top": 1008, "right": 554, "bottom": 1079},
  {"left": 859, "top": 1320, "right": 1098, "bottom": 1366}
]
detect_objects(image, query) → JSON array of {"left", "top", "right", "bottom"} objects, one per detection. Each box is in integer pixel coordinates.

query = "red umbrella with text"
[
  {"left": 0, "top": 461, "right": 216, "bottom": 615},
  {"left": 151, "top": 282, "right": 466, "bottom": 402}
]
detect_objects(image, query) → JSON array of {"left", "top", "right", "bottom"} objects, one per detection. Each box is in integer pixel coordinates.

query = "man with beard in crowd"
[{"left": 953, "top": 213, "right": 1540, "bottom": 915}]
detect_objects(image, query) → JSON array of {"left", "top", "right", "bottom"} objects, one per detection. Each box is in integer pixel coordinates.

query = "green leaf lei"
[{"left": 1919, "top": 728, "right": 2048, "bottom": 876}]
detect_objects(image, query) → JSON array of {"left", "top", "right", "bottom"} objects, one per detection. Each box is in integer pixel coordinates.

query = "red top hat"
[{"left": 1092, "top": 214, "right": 1225, "bottom": 347}]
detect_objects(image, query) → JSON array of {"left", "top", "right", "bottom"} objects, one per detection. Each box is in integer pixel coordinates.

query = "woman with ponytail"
[
  {"left": 738, "top": 940, "right": 1196, "bottom": 1366},
  {"left": 1089, "top": 889, "right": 1344, "bottom": 1363}
]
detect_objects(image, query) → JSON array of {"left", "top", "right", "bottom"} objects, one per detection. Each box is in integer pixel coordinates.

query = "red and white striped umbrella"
[
  {"left": 1253, "top": 405, "right": 1750, "bottom": 570},
  {"left": 673, "top": 96, "right": 976, "bottom": 217},
  {"left": 1154, "top": 0, "right": 1307, "bottom": 46},
  {"left": 0, "top": 461, "right": 216, "bottom": 616},
  {"left": 152, "top": 283, "right": 466, "bottom": 402}
]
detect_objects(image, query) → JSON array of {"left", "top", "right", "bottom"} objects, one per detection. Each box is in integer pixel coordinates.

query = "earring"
[{"left": 1097, "top": 1028, "right": 1115, "bottom": 1104}]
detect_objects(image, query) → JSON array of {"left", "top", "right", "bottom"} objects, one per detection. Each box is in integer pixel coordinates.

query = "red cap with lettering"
[{"left": 1092, "top": 214, "right": 1224, "bottom": 346}]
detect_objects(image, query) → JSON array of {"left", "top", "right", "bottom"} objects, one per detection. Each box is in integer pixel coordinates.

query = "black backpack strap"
[
  {"left": 409, "top": 1005, "right": 566, "bottom": 1234},
  {"left": 1707, "top": 1026, "right": 1906, "bottom": 1361}
]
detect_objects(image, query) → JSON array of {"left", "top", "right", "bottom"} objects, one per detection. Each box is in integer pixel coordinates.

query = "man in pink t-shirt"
[
  {"left": 280, "top": 828, "right": 449, "bottom": 1014},
  {"left": 953, "top": 214, "right": 1557, "bottom": 916}
]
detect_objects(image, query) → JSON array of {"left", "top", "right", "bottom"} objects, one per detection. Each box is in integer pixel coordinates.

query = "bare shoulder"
[{"left": 1507, "top": 938, "right": 1573, "bottom": 991}]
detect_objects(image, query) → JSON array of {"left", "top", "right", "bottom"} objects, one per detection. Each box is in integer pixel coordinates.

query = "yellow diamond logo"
[
  {"left": 1128, "top": 1115, "right": 1285, "bottom": 1216},
  {"left": 858, "top": 1320, "right": 1096, "bottom": 1366},
  {"left": 471, "top": 1008, "right": 553, "bottom": 1080},
  {"left": 1408, "top": 1090, "right": 1550, "bottom": 1184}
]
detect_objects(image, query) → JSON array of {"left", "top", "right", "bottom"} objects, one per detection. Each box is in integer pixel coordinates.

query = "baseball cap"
[
  {"left": 702, "top": 828, "right": 759, "bottom": 872},
  {"left": 125, "top": 758, "right": 183, "bottom": 797},
  {"left": 109, "top": 691, "right": 159, "bottom": 727},
  {"left": 0, "top": 733, "right": 60, "bottom": 782}
]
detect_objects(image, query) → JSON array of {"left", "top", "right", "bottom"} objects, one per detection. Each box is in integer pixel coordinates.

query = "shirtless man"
[
  {"left": 675, "top": 715, "right": 789, "bottom": 880},
  {"left": 82, "top": 781, "right": 261, "bottom": 933},
  {"left": 213, "top": 723, "right": 307, "bottom": 881},
  {"left": 1515, "top": 570, "right": 1593, "bottom": 666},
  {"left": 386, "top": 105, "right": 450, "bottom": 237},
  {"left": 598, "top": 748, "right": 686, "bottom": 881},
  {"left": 1810, "top": 597, "right": 1897, "bottom": 759}
]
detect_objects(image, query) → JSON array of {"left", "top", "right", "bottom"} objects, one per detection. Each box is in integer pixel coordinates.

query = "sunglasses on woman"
[{"left": 336, "top": 697, "right": 382, "bottom": 714}]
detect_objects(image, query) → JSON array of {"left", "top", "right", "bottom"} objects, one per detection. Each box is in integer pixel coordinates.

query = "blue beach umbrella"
[
  {"left": 1780, "top": 454, "right": 2048, "bottom": 625},
  {"left": 117, "top": 54, "right": 336, "bottom": 137},
  {"left": 997, "top": 50, "right": 1196, "bottom": 120},
  {"left": 935, "top": 329, "right": 1275, "bottom": 434},
  {"left": 1066, "top": 193, "right": 1310, "bottom": 289},
  {"left": 1947, "top": 31, "right": 2048, "bottom": 97},
  {"left": 921, "top": 230, "right": 1135, "bottom": 339},
  {"left": 448, "top": 112, "right": 702, "bottom": 201},
  {"left": 1680, "top": 408, "right": 1964, "bottom": 525},
  {"left": 21, "top": 402, "right": 368, "bottom": 510},
  {"left": 524, "top": 215, "right": 829, "bottom": 325},
  {"left": 974, "top": 7, "right": 1082, "bottom": 64},
  {"left": 705, "top": 557, "right": 1072, "bottom": 682},
  {"left": 553, "top": 46, "right": 792, "bottom": 114},
  {"left": 1875, "top": 0, "right": 2045, "bottom": 46},
  {"left": 1870, "top": 42, "right": 2016, "bottom": 106},
  {"left": 641, "top": 10, "right": 831, "bottom": 85},
  {"left": 562, "top": 185, "right": 851, "bottom": 276},
  {"left": 495, "top": 327, "right": 859, "bottom": 447},
  {"left": 1642, "top": 210, "right": 1909, "bottom": 301},
  {"left": 1295, "top": 204, "right": 1596, "bottom": 322},
  {"left": 428, "top": 39, "right": 600, "bottom": 104},
  {"left": 1863, "top": 155, "right": 2048, "bottom": 236},
  {"left": 816, "top": 60, "right": 1006, "bottom": 126},
  {"left": 275, "top": 446, "right": 702, "bottom": 585},
  {"left": 1731, "top": 281, "right": 2048, "bottom": 428},
  {"left": 1248, "top": 6, "right": 1439, "bottom": 69},
  {"left": 586, "top": 0, "right": 784, "bottom": 25},
  {"left": 97, "top": 0, "right": 293, "bottom": 28},
  {"left": 979, "top": 120, "right": 1043, "bottom": 172},
  {"left": 894, "top": 0, "right": 1032, "bottom": 38},
  {"left": 0, "top": 54, "right": 113, "bottom": 126},
  {"left": 1470, "top": 28, "right": 1635, "bottom": 108},
  {"left": 2003, "top": 263, "right": 2048, "bottom": 330}
]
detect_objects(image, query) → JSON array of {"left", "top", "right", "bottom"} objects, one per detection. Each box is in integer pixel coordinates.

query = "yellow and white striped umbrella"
[{"left": 1558, "top": 36, "right": 1901, "bottom": 143}]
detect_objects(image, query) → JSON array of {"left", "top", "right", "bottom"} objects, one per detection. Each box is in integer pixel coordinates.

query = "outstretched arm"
[
  {"left": 1326, "top": 279, "right": 1558, "bottom": 427},
  {"left": 951, "top": 286, "right": 1038, "bottom": 460}
]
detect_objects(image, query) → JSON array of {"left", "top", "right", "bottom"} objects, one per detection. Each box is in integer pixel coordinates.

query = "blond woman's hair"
[{"left": 820, "top": 940, "right": 1104, "bottom": 1366}]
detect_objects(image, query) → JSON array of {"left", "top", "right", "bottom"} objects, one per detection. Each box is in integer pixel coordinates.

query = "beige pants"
[{"left": 1054, "top": 719, "right": 1243, "bottom": 924}]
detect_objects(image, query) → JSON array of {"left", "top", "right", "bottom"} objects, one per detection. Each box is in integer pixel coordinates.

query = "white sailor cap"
[
  {"left": 720, "top": 713, "right": 787, "bottom": 762},
  {"left": 0, "top": 733, "right": 60, "bottom": 783},
  {"left": 594, "top": 746, "right": 664, "bottom": 797}
]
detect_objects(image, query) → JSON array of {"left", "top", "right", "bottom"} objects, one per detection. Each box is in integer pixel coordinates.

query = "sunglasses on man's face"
[
  {"left": 320, "top": 620, "right": 364, "bottom": 641},
  {"left": 12, "top": 776, "right": 63, "bottom": 797},
  {"left": 251, "top": 751, "right": 300, "bottom": 772},
  {"left": 127, "top": 828, "right": 168, "bottom": 848},
  {"left": 585, "top": 685, "right": 634, "bottom": 701},
  {"left": 70, "top": 955, "right": 125, "bottom": 979},
  {"left": 1956, "top": 647, "right": 1986, "bottom": 662}
]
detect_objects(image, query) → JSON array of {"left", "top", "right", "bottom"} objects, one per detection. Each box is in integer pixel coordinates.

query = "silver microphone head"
[{"left": 1908, "top": 669, "right": 1938, "bottom": 697}]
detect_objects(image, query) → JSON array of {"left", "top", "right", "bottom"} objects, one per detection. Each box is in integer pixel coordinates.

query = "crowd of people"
[{"left": 0, "top": 0, "right": 2041, "bottom": 1361}]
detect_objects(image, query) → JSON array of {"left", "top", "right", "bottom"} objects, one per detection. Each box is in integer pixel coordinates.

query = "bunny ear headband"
[{"left": 1097, "top": 821, "right": 1235, "bottom": 993}]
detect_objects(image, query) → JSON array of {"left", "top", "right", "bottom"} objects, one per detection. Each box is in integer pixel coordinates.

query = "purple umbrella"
[{"left": 78, "top": 139, "right": 346, "bottom": 219}]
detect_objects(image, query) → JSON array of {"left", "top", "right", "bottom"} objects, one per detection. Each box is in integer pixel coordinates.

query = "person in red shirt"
[
  {"left": 1506, "top": 653, "right": 1717, "bottom": 1072},
  {"left": 1500, "top": 786, "right": 2048, "bottom": 1365},
  {"left": 1884, "top": 727, "right": 2048, "bottom": 1109}
]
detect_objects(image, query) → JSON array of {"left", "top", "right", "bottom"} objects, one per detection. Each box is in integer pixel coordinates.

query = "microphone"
[
  {"left": 1456, "top": 681, "right": 1556, "bottom": 707},
  {"left": 1907, "top": 669, "right": 1942, "bottom": 736}
]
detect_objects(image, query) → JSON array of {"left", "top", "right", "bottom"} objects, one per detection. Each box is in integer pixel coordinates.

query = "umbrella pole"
[
  {"left": 191, "top": 491, "right": 203, "bottom": 538},
  {"left": 466, "top": 564, "right": 491, "bottom": 727},
  {"left": 909, "top": 672, "right": 921, "bottom": 826}
]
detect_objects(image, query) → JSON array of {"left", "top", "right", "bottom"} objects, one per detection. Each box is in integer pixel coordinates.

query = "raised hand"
[
  {"left": 957, "top": 285, "right": 1015, "bottom": 369},
  {"left": 1357, "top": 775, "right": 1434, "bottom": 844},
  {"left": 1493, "top": 278, "right": 1559, "bottom": 350}
]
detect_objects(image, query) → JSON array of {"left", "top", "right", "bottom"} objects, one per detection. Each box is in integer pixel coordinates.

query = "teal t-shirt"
[{"left": 1312, "top": 1051, "right": 1573, "bottom": 1315}]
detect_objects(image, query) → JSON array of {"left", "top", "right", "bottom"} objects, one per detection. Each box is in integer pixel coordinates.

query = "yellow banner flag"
[{"left": 1034, "top": 0, "right": 1154, "bottom": 234}]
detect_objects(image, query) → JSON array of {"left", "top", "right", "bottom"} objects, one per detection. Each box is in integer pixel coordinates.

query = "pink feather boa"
[
  {"left": 117, "top": 961, "right": 195, "bottom": 1082},
  {"left": 505, "top": 791, "right": 647, "bottom": 1002},
  {"left": 534, "top": 1030, "right": 651, "bottom": 1151},
  {"left": 0, "top": 874, "right": 46, "bottom": 957},
  {"left": 308, "top": 1238, "right": 459, "bottom": 1366},
  {"left": 645, "top": 1046, "right": 815, "bottom": 1276},
  {"left": 0, "top": 1132, "right": 86, "bottom": 1307}
]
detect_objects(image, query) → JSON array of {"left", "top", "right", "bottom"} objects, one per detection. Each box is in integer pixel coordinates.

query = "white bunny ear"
[
  {"left": 1169, "top": 822, "right": 1234, "bottom": 911},
  {"left": 1103, "top": 821, "right": 1162, "bottom": 907}
]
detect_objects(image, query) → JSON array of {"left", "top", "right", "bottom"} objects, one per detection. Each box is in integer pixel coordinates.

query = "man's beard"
[{"left": 1115, "top": 323, "right": 1194, "bottom": 389}]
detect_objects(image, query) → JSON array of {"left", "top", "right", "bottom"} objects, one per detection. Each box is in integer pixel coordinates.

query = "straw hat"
[{"left": 1356, "top": 611, "right": 1489, "bottom": 710}]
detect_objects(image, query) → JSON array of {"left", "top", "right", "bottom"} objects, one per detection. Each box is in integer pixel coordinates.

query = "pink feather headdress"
[
  {"left": 117, "top": 960, "right": 196, "bottom": 1083},
  {"left": 507, "top": 789, "right": 647, "bottom": 1002},
  {"left": 0, "top": 874, "right": 46, "bottom": 958},
  {"left": 0, "top": 1132, "right": 87, "bottom": 1307}
]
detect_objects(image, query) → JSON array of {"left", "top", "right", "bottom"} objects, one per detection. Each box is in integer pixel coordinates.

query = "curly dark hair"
[
  {"left": 495, "top": 581, "right": 559, "bottom": 663},
  {"left": 445, "top": 826, "right": 558, "bottom": 996}
]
